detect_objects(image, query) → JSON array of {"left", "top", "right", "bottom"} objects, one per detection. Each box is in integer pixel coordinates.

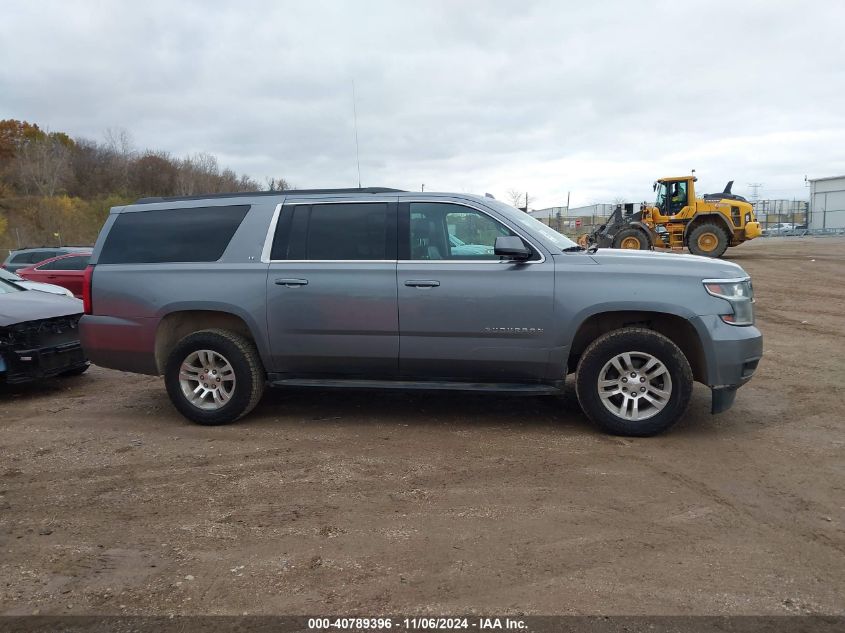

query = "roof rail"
[
  {"left": 9, "top": 245, "right": 93, "bottom": 251},
  {"left": 135, "top": 187, "right": 405, "bottom": 204}
]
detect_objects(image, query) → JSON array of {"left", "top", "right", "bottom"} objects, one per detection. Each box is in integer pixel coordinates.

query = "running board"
[{"left": 268, "top": 377, "right": 561, "bottom": 395}]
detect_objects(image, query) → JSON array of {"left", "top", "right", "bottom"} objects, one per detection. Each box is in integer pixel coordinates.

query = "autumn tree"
[
  {"left": 130, "top": 152, "right": 178, "bottom": 196},
  {"left": 266, "top": 177, "right": 291, "bottom": 191},
  {"left": 506, "top": 189, "right": 529, "bottom": 211},
  {"left": 15, "top": 134, "right": 74, "bottom": 197}
]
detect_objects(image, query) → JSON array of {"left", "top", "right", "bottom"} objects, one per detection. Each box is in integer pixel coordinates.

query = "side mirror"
[{"left": 494, "top": 235, "right": 531, "bottom": 261}]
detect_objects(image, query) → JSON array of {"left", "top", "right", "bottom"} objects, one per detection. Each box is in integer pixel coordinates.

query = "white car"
[
  {"left": 0, "top": 267, "right": 75, "bottom": 297},
  {"left": 764, "top": 222, "right": 795, "bottom": 236}
]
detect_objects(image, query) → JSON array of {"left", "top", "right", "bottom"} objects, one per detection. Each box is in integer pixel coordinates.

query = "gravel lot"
[{"left": 1, "top": 237, "right": 843, "bottom": 615}]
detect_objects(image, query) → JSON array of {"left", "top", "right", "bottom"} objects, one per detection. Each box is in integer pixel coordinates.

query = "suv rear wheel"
[
  {"left": 164, "top": 329, "right": 265, "bottom": 425},
  {"left": 575, "top": 327, "right": 693, "bottom": 436}
]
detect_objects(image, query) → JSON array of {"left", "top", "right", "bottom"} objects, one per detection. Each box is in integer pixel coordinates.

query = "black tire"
[
  {"left": 612, "top": 227, "right": 651, "bottom": 250},
  {"left": 687, "top": 223, "right": 729, "bottom": 258},
  {"left": 164, "top": 329, "right": 265, "bottom": 426},
  {"left": 59, "top": 363, "right": 90, "bottom": 377},
  {"left": 575, "top": 327, "right": 693, "bottom": 437}
]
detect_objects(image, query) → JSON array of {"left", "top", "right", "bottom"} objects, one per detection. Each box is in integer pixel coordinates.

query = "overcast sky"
[{"left": 2, "top": 0, "right": 844, "bottom": 208}]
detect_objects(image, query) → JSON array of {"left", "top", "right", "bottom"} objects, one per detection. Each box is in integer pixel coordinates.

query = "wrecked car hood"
[{"left": 0, "top": 291, "right": 83, "bottom": 326}]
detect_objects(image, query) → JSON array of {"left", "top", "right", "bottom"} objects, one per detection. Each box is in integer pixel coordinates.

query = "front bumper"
[
  {"left": 1, "top": 341, "right": 88, "bottom": 384},
  {"left": 1, "top": 314, "right": 89, "bottom": 384},
  {"left": 745, "top": 221, "right": 762, "bottom": 240},
  {"left": 689, "top": 315, "right": 763, "bottom": 414}
]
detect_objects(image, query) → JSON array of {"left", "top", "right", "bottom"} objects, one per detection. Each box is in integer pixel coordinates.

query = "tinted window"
[
  {"left": 99, "top": 205, "right": 249, "bottom": 264},
  {"left": 16, "top": 251, "right": 56, "bottom": 264},
  {"left": 38, "top": 255, "right": 90, "bottom": 271},
  {"left": 408, "top": 202, "right": 513, "bottom": 260},
  {"left": 272, "top": 203, "right": 388, "bottom": 260}
]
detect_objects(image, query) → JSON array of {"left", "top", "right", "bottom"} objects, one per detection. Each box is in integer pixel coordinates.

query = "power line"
[{"left": 747, "top": 182, "right": 763, "bottom": 202}]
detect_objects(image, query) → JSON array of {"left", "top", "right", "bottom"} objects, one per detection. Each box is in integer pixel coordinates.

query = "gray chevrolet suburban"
[{"left": 79, "top": 188, "right": 762, "bottom": 436}]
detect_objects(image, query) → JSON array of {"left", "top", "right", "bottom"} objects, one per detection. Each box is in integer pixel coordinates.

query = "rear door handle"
[
  {"left": 404, "top": 280, "right": 440, "bottom": 288},
  {"left": 275, "top": 278, "right": 308, "bottom": 287}
]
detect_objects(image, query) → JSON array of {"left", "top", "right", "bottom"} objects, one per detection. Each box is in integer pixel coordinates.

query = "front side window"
[
  {"left": 272, "top": 202, "right": 389, "bottom": 260},
  {"left": 408, "top": 202, "right": 514, "bottom": 260},
  {"left": 669, "top": 182, "right": 688, "bottom": 214}
]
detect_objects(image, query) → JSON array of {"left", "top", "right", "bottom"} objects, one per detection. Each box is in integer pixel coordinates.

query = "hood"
[
  {"left": 0, "top": 290, "right": 83, "bottom": 326},
  {"left": 587, "top": 248, "right": 747, "bottom": 279},
  {"left": 17, "top": 280, "right": 72, "bottom": 296}
]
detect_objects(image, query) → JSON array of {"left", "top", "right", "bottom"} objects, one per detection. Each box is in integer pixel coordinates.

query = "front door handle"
[
  {"left": 404, "top": 280, "right": 440, "bottom": 288},
  {"left": 275, "top": 278, "right": 308, "bottom": 287}
]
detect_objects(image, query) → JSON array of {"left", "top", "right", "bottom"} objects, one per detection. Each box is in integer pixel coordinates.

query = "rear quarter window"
[{"left": 98, "top": 205, "right": 250, "bottom": 264}]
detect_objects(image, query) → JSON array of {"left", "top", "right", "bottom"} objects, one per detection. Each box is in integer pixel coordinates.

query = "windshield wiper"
[{"left": 562, "top": 245, "right": 585, "bottom": 252}]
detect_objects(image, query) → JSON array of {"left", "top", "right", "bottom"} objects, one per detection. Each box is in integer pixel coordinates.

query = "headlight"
[
  {"left": 703, "top": 278, "right": 754, "bottom": 326},
  {"left": 64, "top": 288, "right": 75, "bottom": 298}
]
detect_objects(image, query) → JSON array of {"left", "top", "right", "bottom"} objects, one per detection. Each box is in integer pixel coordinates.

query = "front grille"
[{"left": 0, "top": 314, "right": 82, "bottom": 350}]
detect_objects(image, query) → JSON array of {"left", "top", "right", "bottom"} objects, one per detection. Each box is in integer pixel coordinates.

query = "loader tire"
[
  {"left": 612, "top": 227, "right": 651, "bottom": 250},
  {"left": 688, "top": 223, "right": 729, "bottom": 258}
]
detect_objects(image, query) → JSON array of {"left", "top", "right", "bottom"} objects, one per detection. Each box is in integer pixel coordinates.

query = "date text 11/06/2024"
[{"left": 307, "top": 618, "right": 527, "bottom": 630}]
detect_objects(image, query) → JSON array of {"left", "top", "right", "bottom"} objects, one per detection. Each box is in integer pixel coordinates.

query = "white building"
[
  {"left": 808, "top": 175, "right": 845, "bottom": 230},
  {"left": 529, "top": 203, "right": 616, "bottom": 222}
]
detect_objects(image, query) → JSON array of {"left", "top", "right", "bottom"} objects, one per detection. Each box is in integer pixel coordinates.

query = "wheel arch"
[
  {"left": 154, "top": 307, "right": 266, "bottom": 375},
  {"left": 683, "top": 213, "right": 733, "bottom": 243},
  {"left": 566, "top": 309, "right": 707, "bottom": 383}
]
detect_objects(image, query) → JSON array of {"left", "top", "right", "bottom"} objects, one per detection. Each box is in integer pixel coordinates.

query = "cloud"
[{"left": 1, "top": 0, "right": 843, "bottom": 207}]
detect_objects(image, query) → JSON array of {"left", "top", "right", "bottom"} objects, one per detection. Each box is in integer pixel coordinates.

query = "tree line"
[{"left": 0, "top": 119, "right": 289, "bottom": 249}]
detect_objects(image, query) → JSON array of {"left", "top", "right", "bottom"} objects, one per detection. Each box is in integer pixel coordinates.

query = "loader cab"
[{"left": 654, "top": 178, "right": 694, "bottom": 217}]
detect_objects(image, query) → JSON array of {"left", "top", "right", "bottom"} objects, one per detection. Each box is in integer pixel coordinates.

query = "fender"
[
  {"left": 154, "top": 301, "right": 272, "bottom": 369},
  {"left": 550, "top": 301, "right": 702, "bottom": 378}
]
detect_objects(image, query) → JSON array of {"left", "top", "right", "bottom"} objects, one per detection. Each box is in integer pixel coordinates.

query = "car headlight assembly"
[{"left": 703, "top": 278, "right": 755, "bottom": 326}]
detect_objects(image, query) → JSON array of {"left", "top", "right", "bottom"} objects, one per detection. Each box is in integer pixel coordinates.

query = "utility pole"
[
  {"left": 421, "top": 183, "right": 425, "bottom": 192},
  {"left": 747, "top": 182, "right": 763, "bottom": 203},
  {"left": 747, "top": 183, "right": 763, "bottom": 226},
  {"left": 566, "top": 191, "right": 571, "bottom": 226}
]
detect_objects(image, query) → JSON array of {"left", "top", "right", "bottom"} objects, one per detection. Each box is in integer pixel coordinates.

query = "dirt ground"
[{"left": 1, "top": 237, "right": 843, "bottom": 616}]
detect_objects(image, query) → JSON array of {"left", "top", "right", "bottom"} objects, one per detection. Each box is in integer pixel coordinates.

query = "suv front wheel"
[
  {"left": 575, "top": 327, "right": 693, "bottom": 436},
  {"left": 164, "top": 329, "right": 265, "bottom": 425}
]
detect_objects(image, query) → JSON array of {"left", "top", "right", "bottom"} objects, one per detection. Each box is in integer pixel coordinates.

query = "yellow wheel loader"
[{"left": 578, "top": 175, "right": 762, "bottom": 258}]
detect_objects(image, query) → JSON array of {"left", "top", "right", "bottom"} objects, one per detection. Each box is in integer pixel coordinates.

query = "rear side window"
[
  {"left": 38, "top": 255, "right": 91, "bottom": 270},
  {"left": 99, "top": 205, "right": 249, "bottom": 264},
  {"left": 13, "top": 251, "right": 55, "bottom": 264},
  {"left": 271, "top": 202, "right": 390, "bottom": 260}
]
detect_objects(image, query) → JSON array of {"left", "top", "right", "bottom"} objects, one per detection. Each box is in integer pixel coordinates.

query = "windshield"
[
  {"left": 0, "top": 277, "right": 24, "bottom": 294},
  {"left": 483, "top": 199, "right": 579, "bottom": 250},
  {"left": 0, "top": 268, "right": 24, "bottom": 282},
  {"left": 655, "top": 182, "right": 668, "bottom": 208}
]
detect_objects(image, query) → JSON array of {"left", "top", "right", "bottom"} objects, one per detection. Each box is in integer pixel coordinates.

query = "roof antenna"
[{"left": 352, "top": 80, "right": 362, "bottom": 189}]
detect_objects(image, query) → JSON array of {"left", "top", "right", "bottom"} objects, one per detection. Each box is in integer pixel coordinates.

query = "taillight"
[{"left": 82, "top": 264, "right": 94, "bottom": 314}]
